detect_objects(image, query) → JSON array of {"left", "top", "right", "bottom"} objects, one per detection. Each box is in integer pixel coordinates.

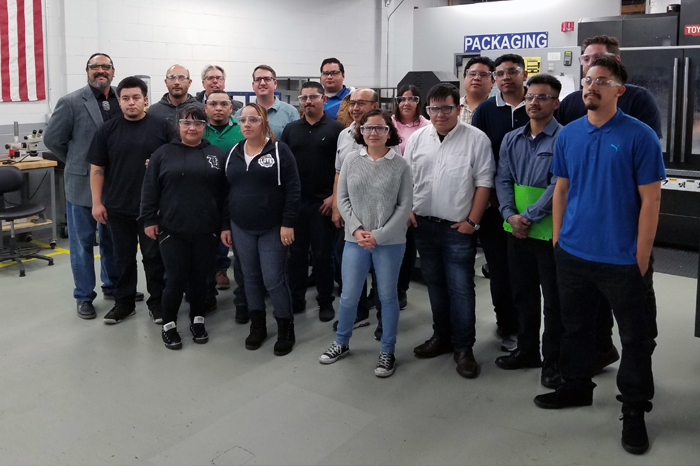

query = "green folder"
[{"left": 502, "top": 184, "right": 553, "bottom": 241}]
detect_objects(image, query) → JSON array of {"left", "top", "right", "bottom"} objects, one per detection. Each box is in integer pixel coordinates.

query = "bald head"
[
  {"left": 164, "top": 64, "right": 192, "bottom": 101},
  {"left": 349, "top": 87, "right": 379, "bottom": 123}
]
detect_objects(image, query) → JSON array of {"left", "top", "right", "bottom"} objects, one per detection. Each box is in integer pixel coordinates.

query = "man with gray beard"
[{"left": 45, "top": 53, "right": 141, "bottom": 320}]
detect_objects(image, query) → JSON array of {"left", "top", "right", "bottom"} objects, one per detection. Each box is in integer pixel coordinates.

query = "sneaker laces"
[
  {"left": 377, "top": 352, "right": 393, "bottom": 369},
  {"left": 324, "top": 341, "right": 346, "bottom": 358}
]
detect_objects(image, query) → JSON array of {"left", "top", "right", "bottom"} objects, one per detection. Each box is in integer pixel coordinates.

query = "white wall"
[{"left": 413, "top": 0, "right": 621, "bottom": 75}]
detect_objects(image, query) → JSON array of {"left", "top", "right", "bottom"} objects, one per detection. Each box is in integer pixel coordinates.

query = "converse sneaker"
[
  {"left": 374, "top": 351, "right": 396, "bottom": 378},
  {"left": 149, "top": 306, "right": 163, "bottom": 324},
  {"left": 103, "top": 305, "right": 135, "bottom": 325},
  {"left": 319, "top": 341, "right": 350, "bottom": 364},
  {"left": 190, "top": 316, "right": 209, "bottom": 344},
  {"left": 162, "top": 322, "right": 182, "bottom": 350}
]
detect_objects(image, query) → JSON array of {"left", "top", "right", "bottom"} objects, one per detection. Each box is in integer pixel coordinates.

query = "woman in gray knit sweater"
[{"left": 319, "top": 109, "right": 413, "bottom": 377}]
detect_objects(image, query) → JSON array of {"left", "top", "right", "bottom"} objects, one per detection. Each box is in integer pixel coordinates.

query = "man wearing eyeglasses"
[
  {"left": 86, "top": 76, "right": 171, "bottom": 325},
  {"left": 459, "top": 57, "right": 495, "bottom": 125},
  {"left": 494, "top": 74, "right": 564, "bottom": 390},
  {"left": 535, "top": 58, "right": 664, "bottom": 456},
  {"left": 280, "top": 82, "right": 346, "bottom": 321},
  {"left": 471, "top": 54, "right": 530, "bottom": 354},
  {"left": 44, "top": 53, "right": 124, "bottom": 320},
  {"left": 234, "top": 65, "right": 298, "bottom": 139},
  {"left": 556, "top": 35, "right": 662, "bottom": 377},
  {"left": 195, "top": 65, "right": 243, "bottom": 111},
  {"left": 320, "top": 58, "right": 352, "bottom": 120},
  {"left": 203, "top": 89, "right": 247, "bottom": 319},
  {"left": 405, "top": 83, "right": 494, "bottom": 379},
  {"left": 148, "top": 64, "right": 199, "bottom": 127},
  {"left": 556, "top": 35, "right": 662, "bottom": 137}
]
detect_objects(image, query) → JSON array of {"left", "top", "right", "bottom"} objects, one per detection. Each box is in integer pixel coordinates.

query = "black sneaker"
[
  {"left": 375, "top": 351, "right": 396, "bottom": 378},
  {"left": 103, "top": 305, "right": 135, "bottom": 324},
  {"left": 235, "top": 305, "right": 250, "bottom": 324},
  {"left": 398, "top": 290, "right": 408, "bottom": 310},
  {"left": 77, "top": 301, "right": 96, "bottom": 320},
  {"left": 149, "top": 306, "right": 163, "bottom": 325},
  {"left": 190, "top": 316, "right": 209, "bottom": 344},
  {"left": 319, "top": 341, "right": 350, "bottom": 364},
  {"left": 619, "top": 396, "right": 652, "bottom": 455},
  {"left": 318, "top": 303, "right": 335, "bottom": 322},
  {"left": 162, "top": 322, "right": 182, "bottom": 350}
]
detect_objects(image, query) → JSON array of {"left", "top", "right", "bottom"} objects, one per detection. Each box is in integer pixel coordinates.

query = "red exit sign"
[
  {"left": 561, "top": 22, "right": 575, "bottom": 32},
  {"left": 685, "top": 25, "right": 700, "bottom": 36}
]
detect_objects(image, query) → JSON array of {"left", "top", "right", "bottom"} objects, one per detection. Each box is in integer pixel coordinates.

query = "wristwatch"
[{"left": 466, "top": 218, "right": 480, "bottom": 230}]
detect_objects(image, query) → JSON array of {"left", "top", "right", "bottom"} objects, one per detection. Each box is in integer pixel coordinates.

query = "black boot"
[
  {"left": 245, "top": 310, "right": 267, "bottom": 350},
  {"left": 274, "top": 317, "right": 296, "bottom": 356},
  {"left": 619, "top": 396, "right": 652, "bottom": 455}
]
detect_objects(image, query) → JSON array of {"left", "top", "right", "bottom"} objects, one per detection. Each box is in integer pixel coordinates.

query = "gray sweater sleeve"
[
  {"left": 337, "top": 154, "right": 364, "bottom": 236},
  {"left": 371, "top": 160, "right": 413, "bottom": 245}
]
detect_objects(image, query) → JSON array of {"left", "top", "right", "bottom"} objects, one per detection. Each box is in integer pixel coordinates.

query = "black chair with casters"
[{"left": 0, "top": 166, "right": 54, "bottom": 277}]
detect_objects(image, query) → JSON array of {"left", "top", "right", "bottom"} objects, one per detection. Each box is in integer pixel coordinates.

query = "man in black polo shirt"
[
  {"left": 471, "top": 53, "right": 529, "bottom": 352},
  {"left": 88, "top": 76, "right": 172, "bottom": 325},
  {"left": 280, "top": 81, "right": 345, "bottom": 322}
]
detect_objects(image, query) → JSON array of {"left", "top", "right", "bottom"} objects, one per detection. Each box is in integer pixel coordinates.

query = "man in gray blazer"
[{"left": 44, "top": 53, "right": 135, "bottom": 320}]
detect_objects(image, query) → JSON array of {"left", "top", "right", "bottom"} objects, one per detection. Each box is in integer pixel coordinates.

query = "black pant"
[
  {"left": 507, "top": 236, "right": 562, "bottom": 363},
  {"left": 555, "top": 244, "right": 654, "bottom": 404},
  {"left": 288, "top": 199, "right": 335, "bottom": 308},
  {"left": 477, "top": 206, "right": 517, "bottom": 335},
  {"left": 398, "top": 227, "right": 417, "bottom": 293},
  {"left": 159, "top": 231, "right": 219, "bottom": 325},
  {"left": 107, "top": 212, "right": 165, "bottom": 310},
  {"left": 595, "top": 254, "right": 657, "bottom": 355}
]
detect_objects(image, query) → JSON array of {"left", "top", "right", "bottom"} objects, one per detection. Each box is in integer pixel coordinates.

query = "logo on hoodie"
[
  {"left": 207, "top": 155, "right": 220, "bottom": 170},
  {"left": 258, "top": 154, "right": 275, "bottom": 168}
]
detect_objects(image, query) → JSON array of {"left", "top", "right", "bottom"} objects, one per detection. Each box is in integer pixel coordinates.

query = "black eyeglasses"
[
  {"left": 88, "top": 63, "right": 113, "bottom": 71},
  {"left": 321, "top": 70, "right": 342, "bottom": 77},
  {"left": 426, "top": 105, "right": 456, "bottom": 115}
]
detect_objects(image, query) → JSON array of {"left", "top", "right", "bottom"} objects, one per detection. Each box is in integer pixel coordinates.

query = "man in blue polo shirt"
[
  {"left": 320, "top": 58, "right": 352, "bottom": 120},
  {"left": 534, "top": 57, "right": 665, "bottom": 456},
  {"left": 494, "top": 74, "right": 563, "bottom": 390}
]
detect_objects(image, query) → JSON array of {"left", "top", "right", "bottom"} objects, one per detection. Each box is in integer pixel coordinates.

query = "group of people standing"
[{"left": 44, "top": 34, "right": 664, "bottom": 455}]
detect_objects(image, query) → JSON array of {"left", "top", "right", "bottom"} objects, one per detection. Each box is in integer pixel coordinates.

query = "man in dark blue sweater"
[{"left": 471, "top": 54, "right": 529, "bottom": 352}]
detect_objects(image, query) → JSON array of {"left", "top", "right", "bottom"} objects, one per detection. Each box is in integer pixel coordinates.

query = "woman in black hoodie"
[
  {"left": 141, "top": 103, "right": 227, "bottom": 350},
  {"left": 221, "top": 103, "right": 300, "bottom": 356}
]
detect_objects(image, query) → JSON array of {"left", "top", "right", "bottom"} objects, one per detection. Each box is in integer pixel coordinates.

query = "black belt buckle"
[{"left": 424, "top": 216, "right": 445, "bottom": 223}]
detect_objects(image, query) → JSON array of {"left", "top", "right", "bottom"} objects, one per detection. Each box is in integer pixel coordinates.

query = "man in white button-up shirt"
[{"left": 404, "top": 83, "right": 494, "bottom": 379}]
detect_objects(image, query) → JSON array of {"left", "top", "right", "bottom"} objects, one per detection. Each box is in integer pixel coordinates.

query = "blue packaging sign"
[{"left": 464, "top": 32, "right": 548, "bottom": 53}]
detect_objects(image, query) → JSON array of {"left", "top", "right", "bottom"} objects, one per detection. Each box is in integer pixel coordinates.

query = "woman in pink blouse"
[{"left": 391, "top": 84, "right": 430, "bottom": 154}]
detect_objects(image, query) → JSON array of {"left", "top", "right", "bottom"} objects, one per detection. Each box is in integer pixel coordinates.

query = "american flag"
[{"left": 0, "top": 0, "right": 45, "bottom": 101}]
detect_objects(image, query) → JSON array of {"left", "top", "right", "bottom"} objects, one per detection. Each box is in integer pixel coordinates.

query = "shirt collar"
[
  {"left": 495, "top": 90, "right": 526, "bottom": 110},
  {"left": 429, "top": 121, "right": 462, "bottom": 140},
  {"left": 519, "top": 117, "right": 560, "bottom": 138},
  {"left": 360, "top": 145, "right": 397, "bottom": 160},
  {"left": 91, "top": 85, "right": 115, "bottom": 100},
  {"left": 392, "top": 114, "right": 424, "bottom": 128},
  {"left": 208, "top": 115, "right": 238, "bottom": 128},
  {"left": 584, "top": 108, "right": 624, "bottom": 133},
  {"left": 269, "top": 97, "right": 281, "bottom": 112}
]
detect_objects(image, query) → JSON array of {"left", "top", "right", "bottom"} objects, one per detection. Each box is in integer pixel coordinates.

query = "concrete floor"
[{"left": 1, "top": 238, "right": 699, "bottom": 465}]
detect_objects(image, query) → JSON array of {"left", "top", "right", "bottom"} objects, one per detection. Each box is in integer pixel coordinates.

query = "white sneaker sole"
[
  {"left": 319, "top": 350, "right": 349, "bottom": 365},
  {"left": 375, "top": 365, "right": 395, "bottom": 378}
]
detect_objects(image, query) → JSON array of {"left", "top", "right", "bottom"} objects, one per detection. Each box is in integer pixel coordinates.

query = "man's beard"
[
  {"left": 585, "top": 101, "right": 599, "bottom": 111},
  {"left": 89, "top": 74, "right": 112, "bottom": 90}
]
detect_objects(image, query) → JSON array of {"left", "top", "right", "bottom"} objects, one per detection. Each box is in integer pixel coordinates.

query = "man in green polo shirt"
[{"left": 203, "top": 89, "right": 248, "bottom": 324}]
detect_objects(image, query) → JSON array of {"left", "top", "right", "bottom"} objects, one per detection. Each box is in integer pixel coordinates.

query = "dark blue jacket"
[{"left": 471, "top": 95, "right": 529, "bottom": 163}]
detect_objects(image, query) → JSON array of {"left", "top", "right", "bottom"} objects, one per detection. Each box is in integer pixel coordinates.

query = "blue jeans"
[
  {"left": 66, "top": 201, "right": 118, "bottom": 303},
  {"left": 230, "top": 221, "right": 293, "bottom": 320},
  {"left": 413, "top": 216, "right": 477, "bottom": 352},
  {"left": 336, "top": 241, "right": 405, "bottom": 353}
]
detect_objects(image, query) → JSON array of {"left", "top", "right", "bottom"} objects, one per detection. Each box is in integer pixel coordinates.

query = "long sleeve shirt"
[
  {"left": 496, "top": 117, "right": 561, "bottom": 223},
  {"left": 404, "top": 122, "right": 494, "bottom": 223}
]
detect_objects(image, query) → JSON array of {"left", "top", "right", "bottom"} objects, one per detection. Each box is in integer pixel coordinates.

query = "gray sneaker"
[{"left": 103, "top": 305, "right": 135, "bottom": 325}]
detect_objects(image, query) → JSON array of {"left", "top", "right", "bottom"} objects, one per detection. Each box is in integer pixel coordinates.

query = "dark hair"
[
  {"left": 177, "top": 102, "right": 207, "bottom": 121},
  {"left": 117, "top": 76, "right": 148, "bottom": 97},
  {"left": 320, "top": 57, "right": 344, "bottom": 74},
  {"left": 301, "top": 81, "right": 325, "bottom": 95},
  {"left": 526, "top": 74, "right": 562, "bottom": 96},
  {"left": 242, "top": 102, "right": 275, "bottom": 143},
  {"left": 253, "top": 64, "right": 276, "bottom": 80},
  {"left": 588, "top": 56, "right": 628, "bottom": 85},
  {"left": 393, "top": 84, "right": 424, "bottom": 122},
  {"left": 353, "top": 109, "right": 401, "bottom": 148},
  {"left": 464, "top": 56, "right": 495, "bottom": 76},
  {"left": 494, "top": 53, "right": 525, "bottom": 69},
  {"left": 426, "top": 83, "right": 460, "bottom": 106},
  {"left": 85, "top": 53, "right": 113, "bottom": 71},
  {"left": 208, "top": 89, "right": 231, "bottom": 98},
  {"left": 582, "top": 35, "right": 620, "bottom": 55}
]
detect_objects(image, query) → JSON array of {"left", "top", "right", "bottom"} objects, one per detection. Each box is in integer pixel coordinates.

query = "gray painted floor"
[{"left": 1, "top": 239, "right": 699, "bottom": 465}]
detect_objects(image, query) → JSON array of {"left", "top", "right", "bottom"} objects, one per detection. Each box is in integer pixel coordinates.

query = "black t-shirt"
[
  {"left": 90, "top": 85, "right": 121, "bottom": 122},
  {"left": 86, "top": 114, "right": 172, "bottom": 216},
  {"left": 280, "top": 113, "right": 344, "bottom": 200},
  {"left": 210, "top": 124, "right": 228, "bottom": 133}
]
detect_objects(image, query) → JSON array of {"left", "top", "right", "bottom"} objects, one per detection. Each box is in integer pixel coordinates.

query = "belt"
[{"left": 417, "top": 215, "right": 451, "bottom": 223}]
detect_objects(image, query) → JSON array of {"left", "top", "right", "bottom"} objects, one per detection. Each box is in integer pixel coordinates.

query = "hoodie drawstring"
[{"left": 275, "top": 142, "right": 281, "bottom": 186}]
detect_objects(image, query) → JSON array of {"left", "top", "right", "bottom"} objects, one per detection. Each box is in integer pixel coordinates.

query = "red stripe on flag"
[
  {"left": 33, "top": 0, "right": 44, "bottom": 99},
  {"left": 16, "top": 0, "right": 29, "bottom": 101},
  {"left": 0, "top": 0, "right": 11, "bottom": 102}
]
